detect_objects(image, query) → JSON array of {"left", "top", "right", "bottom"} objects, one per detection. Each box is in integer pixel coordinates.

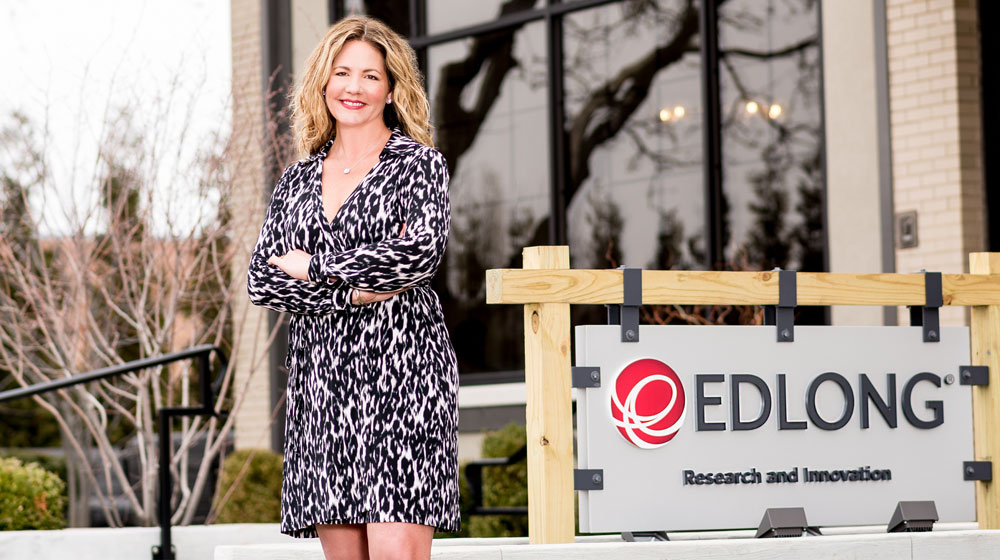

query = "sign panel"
[{"left": 575, "top": 325, "right": 975, "bottom": 532}]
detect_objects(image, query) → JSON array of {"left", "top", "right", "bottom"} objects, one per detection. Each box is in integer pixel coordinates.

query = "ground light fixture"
[
  {"left": 755, "top": 507, "right": 812, "bottom": 538},
  {"left": 887, "top": 501, "right": 938, "bottom": 532}
]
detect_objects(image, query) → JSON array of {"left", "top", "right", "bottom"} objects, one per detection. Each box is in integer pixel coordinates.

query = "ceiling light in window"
[
  {"left": 745, "top": 100, "right": 759, "bottom": 114},
  {"left": 659, "top": 108, "right": 672, "bottom": 122},
  {"left": 768, "top": 104, "right": 783, "bottom": 119},
  {"left": 673, "top": 105, "right": 686, "bottom": 119}
]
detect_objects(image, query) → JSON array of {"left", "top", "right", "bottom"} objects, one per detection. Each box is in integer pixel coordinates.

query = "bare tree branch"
[
  {"left": 0, "top": 91, "right": 280, "bottom": 527},
  {"left": 567, "top": 0, "right": 698, "bottom": 203},
  {"left": 432, "top": 0, "right": 537, "bottom": 173}
]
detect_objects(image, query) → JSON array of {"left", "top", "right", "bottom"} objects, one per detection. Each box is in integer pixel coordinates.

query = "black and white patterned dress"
[{"left": 247, "top": 128, "right": 460, "bottom": 537}]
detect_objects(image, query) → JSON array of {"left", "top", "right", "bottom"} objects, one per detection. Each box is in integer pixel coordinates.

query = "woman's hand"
[
  {"left": 270, "top": 224, "right": 408, "bottom": 292},
  {"left": 352, "top": 288, "right": 406, "bottom": 306},
  {"left": 267, "top": 249, "right": 312, "bottom": 281}
]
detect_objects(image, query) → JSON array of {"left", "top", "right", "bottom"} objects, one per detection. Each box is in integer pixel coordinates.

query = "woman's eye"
[
  {"left": 335, "top": 71, "right": 347, "bottom": 76},
  {"left": 366, "top": 74, "right": 379, "bottom": 80}
]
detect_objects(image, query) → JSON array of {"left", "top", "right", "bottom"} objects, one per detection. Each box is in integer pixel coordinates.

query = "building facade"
[{"left": 229, "top": 0, "right": 995, "bottom": 453}]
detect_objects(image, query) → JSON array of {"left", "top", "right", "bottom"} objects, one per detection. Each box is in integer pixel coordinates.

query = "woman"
[{"left": 247, "top": 16, "right": 459, "bottom": 560}]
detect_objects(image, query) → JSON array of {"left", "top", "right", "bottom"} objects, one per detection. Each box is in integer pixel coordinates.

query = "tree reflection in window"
[
  {"left": 719, "top": 0, "right": 823, "bottom": 273},
  {"left": 359, "top": 0, "right": 825, "bottom": 373}
]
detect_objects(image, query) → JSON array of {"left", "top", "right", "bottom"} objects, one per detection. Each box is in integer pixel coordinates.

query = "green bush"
[
  {"left": 0, "top": 456, "right": 66, "bottom": 530},
  {"left": 212, "top": 448, "right": 283, "bottom": 523},
  {"left": 1, "top": 451, "right": 66, "bottom": 486},
  {"left": 467, "top": 423, "right": 529, "bottom": 538}
]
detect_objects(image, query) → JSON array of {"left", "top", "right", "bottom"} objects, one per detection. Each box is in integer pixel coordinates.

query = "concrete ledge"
[
  {"left": 4, "top": 523, "right": 992, "bottom": 560},
  {"left": 0, "top": 524, "right": 287, "bottom": 560},
  {"left": 215, "top": 528, "right": 999, "bottom": 560}
]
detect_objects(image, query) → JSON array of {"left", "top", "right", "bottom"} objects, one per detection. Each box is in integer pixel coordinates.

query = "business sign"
[{"left": 575, "top": 325, "right": 975, "bottom": 532}]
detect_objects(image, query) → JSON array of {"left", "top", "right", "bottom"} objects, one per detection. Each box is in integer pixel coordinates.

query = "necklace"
[{"left": 338, "top": 130, "right": 391, "bottom": 174}]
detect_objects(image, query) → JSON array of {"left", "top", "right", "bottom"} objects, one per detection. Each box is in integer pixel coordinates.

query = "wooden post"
[
  {"left": 970, "top": 253, "right": 1000, "bottom": 529},
  {"left": 522, "top": 246, "right": 575, "bottom": 544}
]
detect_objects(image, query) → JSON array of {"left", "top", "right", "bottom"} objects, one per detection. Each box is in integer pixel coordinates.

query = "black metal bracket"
[
  {"left": 572, "top": 366, "right": 601, "bottom": 388},
  {"left": 909, "top": 271, "right": 942, "bottom": 342},
  {"left": 959, "top": 365, "right": 989, "bottom": 386},
  {"left": 575, "top": 468, "right": 604, "bottom": 490},
  {"left": 964, "top": 461, "right": 993, "bottom": 481},
  {"left": 607, "top": 268, "right": 641, "bottom": 342},
  {"left": 763, "top": 270, "right": 796, "bottom": 342},
  {"left": 622, "top": 531, "right": 669, "bottom": 541},
  {"left": 151, "top": 546, "right": 176, "bottom": 560},
  {"left": 606, "top": 267, "right": 641, "bottom": 342}
]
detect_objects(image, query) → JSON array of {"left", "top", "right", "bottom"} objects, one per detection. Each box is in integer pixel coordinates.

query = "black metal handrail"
[
  {"left": 0, "top": 344, "right": 228, "bottom": 560},
  {"left": 465, "top": 443, "right": 528, "bottom": 516}
]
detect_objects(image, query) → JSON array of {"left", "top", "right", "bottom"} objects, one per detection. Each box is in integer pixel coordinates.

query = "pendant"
[{"left": 343, "top": 168, "right": 350, "bottom": 174}]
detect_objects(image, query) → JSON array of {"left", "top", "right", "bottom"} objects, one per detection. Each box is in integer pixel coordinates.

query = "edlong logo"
[{"left": 611, "top": 358, "right": 687, "bottom": 449}]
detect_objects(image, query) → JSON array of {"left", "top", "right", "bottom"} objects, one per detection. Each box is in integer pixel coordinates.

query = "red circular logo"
[{"left": 610, "top": 358, "right": 687, "bottom": 449}]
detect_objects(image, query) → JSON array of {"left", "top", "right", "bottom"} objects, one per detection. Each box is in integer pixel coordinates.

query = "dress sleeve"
[
  {"left": 306, "top": 148, "right": 450, "bottom": 292},
  {"left": 247, "top": 164, "right": 353, "bottom": 314}
]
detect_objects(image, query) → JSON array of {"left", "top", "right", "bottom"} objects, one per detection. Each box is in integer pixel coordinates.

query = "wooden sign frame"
[{"left": 486, "top": 247, "right": 1000, "bottom": 544}]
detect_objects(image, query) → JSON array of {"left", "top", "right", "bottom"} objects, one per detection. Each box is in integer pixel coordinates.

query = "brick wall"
[
  {"left": 229, "top": 0, "right": 274, "bottom": 450},
  {"left": 886, "top": 0, "right": 985, "bottom": 325}
]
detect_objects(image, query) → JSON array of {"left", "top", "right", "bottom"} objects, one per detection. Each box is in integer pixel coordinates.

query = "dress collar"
[{"left": 309, "top": 127, "right": 421, "bottom": 162}]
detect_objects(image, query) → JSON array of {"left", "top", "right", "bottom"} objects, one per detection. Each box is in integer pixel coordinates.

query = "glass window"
[
  {"left": 358, "top": 1, "right": 411, "bottom": 37},
  {"left": 718, "top": 0, "right": 824, "bottom": 272},
  {"left": 407, "top": 0, "right": 828, "bottom": 374},
  {"left": 426, "top": 0, "right": 542, "bottom": 35},
  {"left": 564, "top": 1, "right": 705, "bottom": 272},
  {"left": 427, "top": 21, "right": 549, "bottom": 374}
]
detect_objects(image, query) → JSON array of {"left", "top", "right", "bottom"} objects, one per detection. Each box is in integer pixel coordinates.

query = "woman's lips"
[{"left": 340, "top": 100, "right": 366, "bottom": 110}]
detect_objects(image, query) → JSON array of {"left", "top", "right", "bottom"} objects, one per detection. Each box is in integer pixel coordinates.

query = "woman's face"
[{"left": 325, "top": 40, "right": 390, "bottom": 130}]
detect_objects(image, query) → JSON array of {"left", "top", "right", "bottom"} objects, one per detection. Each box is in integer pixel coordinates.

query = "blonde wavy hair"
[{"left": 290, "top": 16, "right": 434, "bottom": 157}]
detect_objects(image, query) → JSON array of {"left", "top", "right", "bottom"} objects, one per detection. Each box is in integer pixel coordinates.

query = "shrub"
[
  {"left": 1, "top": 451, "right": 66, "bottom": 486},
  {"left": 0, "top": 456, "right": 66, "bottom": 530},
  {"left": 467, "top": 423, "right": 529, "bottom": 538},
  {"left": 212, "top": 448, "right": 283, "bottom": 523}
]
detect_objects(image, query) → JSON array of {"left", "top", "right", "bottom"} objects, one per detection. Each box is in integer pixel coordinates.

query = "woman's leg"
[
  {"left": 366, "top": 522, "right": 434, "bottom": 560},
  {"left": 317, "top": 523, "right": 369, "bottom": 560}
]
